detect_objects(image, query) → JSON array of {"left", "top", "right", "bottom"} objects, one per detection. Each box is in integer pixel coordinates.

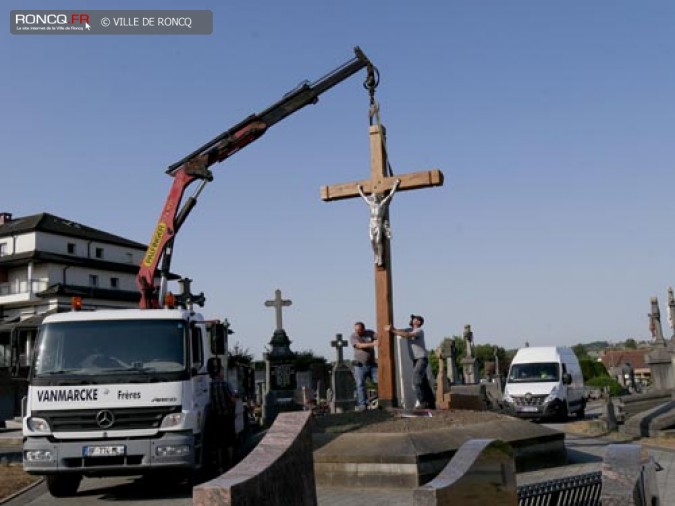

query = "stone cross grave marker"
[
  {"left": 331, "top": 333, "right": 348, "bottom": 365},
  {"left": 264, "top": 288, "right": 292, "bottom": 331},
  {"left": 321, "top": 124, "right": 443, "bottom": 407},
  {"left": 329, "top": 333, "right": 356, "bottom": 413}
]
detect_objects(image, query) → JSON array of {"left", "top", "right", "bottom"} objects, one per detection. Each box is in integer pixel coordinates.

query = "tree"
[
  {"left": 586, "top": 376, "right": 625, "bottom": 397},
  {"left": 572, "top": 343, "right": 589, "bottom": 361},
  {"left": 433, "top": 336, "right": 508, "bottom": 379},
  {"left": 473, "top": 344, "right": 508, "bottom": 376},
  {"left": 579, "top": 358, "right": 609, "bottom": 382},
  {"left": 229, "top": 341, "right": 254, "bottom": 366},
  {"left": 428, "top": 348, "right": 439, "bottom": 378},
  {"left": 624, "top": 338, "right": 638, "bottom": 350},
  {"left": 293, "top": 349, "right": 327, "bottom": 371}
]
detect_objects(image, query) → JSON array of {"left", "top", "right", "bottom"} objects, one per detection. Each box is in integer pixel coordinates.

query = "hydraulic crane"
[{"left": 136, "top": 47, "right": 377, "bottom": 309}]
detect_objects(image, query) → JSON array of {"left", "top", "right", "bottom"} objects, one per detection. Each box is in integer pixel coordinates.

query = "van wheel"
[
  {"left": 577, "top": 400, "right": 586, "bottom": 419},
  {"left": 557, "top": 403, "right": 569, "bottom": 422},
  {"left": 46, "top": 475, "right": 82, "bottom": 497}
]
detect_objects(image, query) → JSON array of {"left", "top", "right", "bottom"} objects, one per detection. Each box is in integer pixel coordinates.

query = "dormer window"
[
  {"left": 95, "top": 247, "right": 104, "bottom": 259},
  {"left": 89, "top": 275, "right": 98, "bottom": 287},
  {"left": 67, "top": 243, "right": 76, "bottom": 255},
  {"left": 0, "top": 243, "right": 7, "bottom": 257}
]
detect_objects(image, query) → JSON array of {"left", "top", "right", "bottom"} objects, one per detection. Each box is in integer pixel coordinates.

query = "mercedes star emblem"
[{"left": 96, "top": 410, "right": 115, "bottom": 429}]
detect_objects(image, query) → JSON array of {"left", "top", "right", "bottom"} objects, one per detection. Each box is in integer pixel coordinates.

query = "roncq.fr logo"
[{"left": 14, "top": 13, "right": 90, "bottom": 27}]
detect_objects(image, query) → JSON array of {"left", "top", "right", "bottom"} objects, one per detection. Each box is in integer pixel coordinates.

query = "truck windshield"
[
  {"left": 508, "top": 362, "right": 560, "bottom": 383},
  {"left": 34, "top": 319, "right": 186, "bottom": 377}
]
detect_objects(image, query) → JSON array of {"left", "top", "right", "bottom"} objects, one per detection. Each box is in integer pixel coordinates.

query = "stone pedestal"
[
  {"left": 646, "top": 347, "right": 675, "bottom": 391},
  {"left": 461, "top": 357, "right": 479, "bottom": 385},
  {"left": 262, "top": 329, "right": 300, "bottom": 426}
]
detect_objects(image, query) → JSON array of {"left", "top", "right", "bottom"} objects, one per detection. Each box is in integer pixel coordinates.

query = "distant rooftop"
[
  {"left": 599, "top": 349, "right": 649, "bottom": 370},
  {"left": 0, "top": 212, "right": 146, "bottom": 250}
]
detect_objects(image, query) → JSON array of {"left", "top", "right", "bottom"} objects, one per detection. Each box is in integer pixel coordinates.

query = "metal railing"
[
  {"left": 517, "top": 471, "right": 602, "bottom": 506},
  {"left": 0, "top": 279, "right": 48, "bottom": 296}
]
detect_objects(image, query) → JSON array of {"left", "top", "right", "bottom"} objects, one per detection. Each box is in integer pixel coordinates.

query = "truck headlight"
[
  {"left": 502, "top": 394, "right": 513, "bottom": 403},
  {"left": 27, "top": 417, "right": 51, "bottom": 434},
  {"left": 160, "top": 412, "right": 186, "bottom": 429}
]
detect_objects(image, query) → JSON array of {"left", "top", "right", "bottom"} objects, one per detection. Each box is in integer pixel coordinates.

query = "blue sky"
[{"left": 2, "top": 1, "right": 675, "bottom": 360}]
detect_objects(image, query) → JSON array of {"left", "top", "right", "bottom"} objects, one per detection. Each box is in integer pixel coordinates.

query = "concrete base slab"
[{"left": 313, "top": 416, "right": 565, "bottom": 488}]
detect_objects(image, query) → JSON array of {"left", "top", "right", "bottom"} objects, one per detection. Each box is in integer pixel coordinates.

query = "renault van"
[{"left": 502, "top": 346, "right": 585, "bottom": 420}]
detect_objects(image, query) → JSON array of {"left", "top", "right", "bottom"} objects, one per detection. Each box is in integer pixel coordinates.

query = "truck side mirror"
[
  {"left": 562, "top": 372, "right": 572, "bottom": 385},
  {"left": 209, "top": 323, "right": 227, "bottom": 355}
]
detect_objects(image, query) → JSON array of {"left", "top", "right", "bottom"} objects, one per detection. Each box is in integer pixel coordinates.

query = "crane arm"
[{"left": 137, "top": 47, "right": 376, "bottom": 308}]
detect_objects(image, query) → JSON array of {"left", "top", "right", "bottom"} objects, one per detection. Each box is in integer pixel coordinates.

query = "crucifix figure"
[
  {"left": 320, "top": 124, "right": 443, "bottom": 407},
  {"left": 264, "top": 289, "right": 292, "bottom": 331},
  {"left": 358, "top": 178, "right": 400, "bottom": 266},
  {"left": 331, "top": 333, "right": 348, "bottom": 366}
]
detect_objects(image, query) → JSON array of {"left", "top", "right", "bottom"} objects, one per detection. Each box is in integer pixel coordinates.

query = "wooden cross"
[
  {"left": 320, "top": 124, "right": 443, "bottom": 407},
  {"left": 330, "top": 333, "right": 348, "bottom": 365},
  {"left": 264, "top": 289, "right": 292, "bottom": 331}
]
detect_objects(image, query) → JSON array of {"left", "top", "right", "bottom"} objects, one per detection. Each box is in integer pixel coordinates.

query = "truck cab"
[
  {"left": 22, "top": 308, "right": 242, "bottom": 497},
  {"left": 502, "top": 346, "right": 585, "bottom": 421}
]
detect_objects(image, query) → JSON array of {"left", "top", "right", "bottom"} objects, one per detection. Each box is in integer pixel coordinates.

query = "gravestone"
[
  {"left": 442, "top": 340, "right": 459, "bottom": 385},
  {"left": 296, "top": 371, "right": 313, "bottom": 404},
  {"left": 329, "top": 333, "right": 356, "bottom": 413},
  {"left": 310, "top": 362, "right": 331, "bottom": 400},
  {"left": 493, "top": 348, "right": 504, "bottom": 392},
  {"left": 461, "top": 324, "right": 480, "bottom": 385},
  {"left": 435, "top": 346, "right": 451, "bottom": 409},
  {"left": 261, "top": 289, "right": 300, "bottom": 425}
]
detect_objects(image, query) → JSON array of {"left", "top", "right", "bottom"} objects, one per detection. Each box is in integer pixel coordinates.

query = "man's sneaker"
[
  {"left": 414, "top": 400, "right": 421, "bottom": 408},
  {"left": 355, "top": 405, "right": 367, "bottom": 412}
]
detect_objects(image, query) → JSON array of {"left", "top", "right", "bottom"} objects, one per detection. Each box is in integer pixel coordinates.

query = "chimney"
[{"left": 0, "top": 213, "right": 12, "bottom": 225}]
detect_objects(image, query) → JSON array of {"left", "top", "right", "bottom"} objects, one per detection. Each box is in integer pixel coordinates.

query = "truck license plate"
[
  {"left": 520, "top": 406, "right": 538, "bottom": 413},
  {"left": 83, "top": 445, "right": 126, "bottom": 457}
]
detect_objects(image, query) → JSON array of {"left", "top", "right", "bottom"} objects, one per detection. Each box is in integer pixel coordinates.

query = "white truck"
[
  {"left": 502, "top": 346, "right": 585, "bottom": 421},
  {"left": 22, "top": 308, "right": 243, "bottom": 497}
]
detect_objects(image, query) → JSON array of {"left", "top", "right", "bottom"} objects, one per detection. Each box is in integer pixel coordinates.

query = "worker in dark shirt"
[{"left": 207, "top": 357, "right": 237, "bottom": 472}]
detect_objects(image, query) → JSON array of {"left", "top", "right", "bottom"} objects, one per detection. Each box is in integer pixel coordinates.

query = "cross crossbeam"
[
  {"left": 331, "top": 333, "right": 348, "bottom": 365},
  {"left": 321, "top": 169, "right": 443, "bottom": 201},
  {"left": 264, "top": 289, "right": 292, "bottom": 331}
]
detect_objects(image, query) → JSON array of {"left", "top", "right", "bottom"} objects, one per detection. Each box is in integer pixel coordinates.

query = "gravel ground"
[{"left": 312, "top": 408, "right": 513, "bottom": 434}]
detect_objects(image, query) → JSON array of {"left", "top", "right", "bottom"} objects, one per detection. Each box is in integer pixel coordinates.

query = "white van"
[{"left": 502, "top": 346, "right": 585, "bottom": 421}]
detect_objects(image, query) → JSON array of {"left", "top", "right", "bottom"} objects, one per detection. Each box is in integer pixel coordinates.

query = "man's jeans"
[
  {"left": 353, "top": 363, "right": 378, "bottom": 407},
  {"left": 412, "top": 357, "right": 434, "bottom": 407}
]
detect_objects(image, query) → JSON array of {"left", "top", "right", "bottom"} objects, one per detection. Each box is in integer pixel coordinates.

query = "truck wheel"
[{"left": 46, "top": 475, "right": 82, "bottom": 497}]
